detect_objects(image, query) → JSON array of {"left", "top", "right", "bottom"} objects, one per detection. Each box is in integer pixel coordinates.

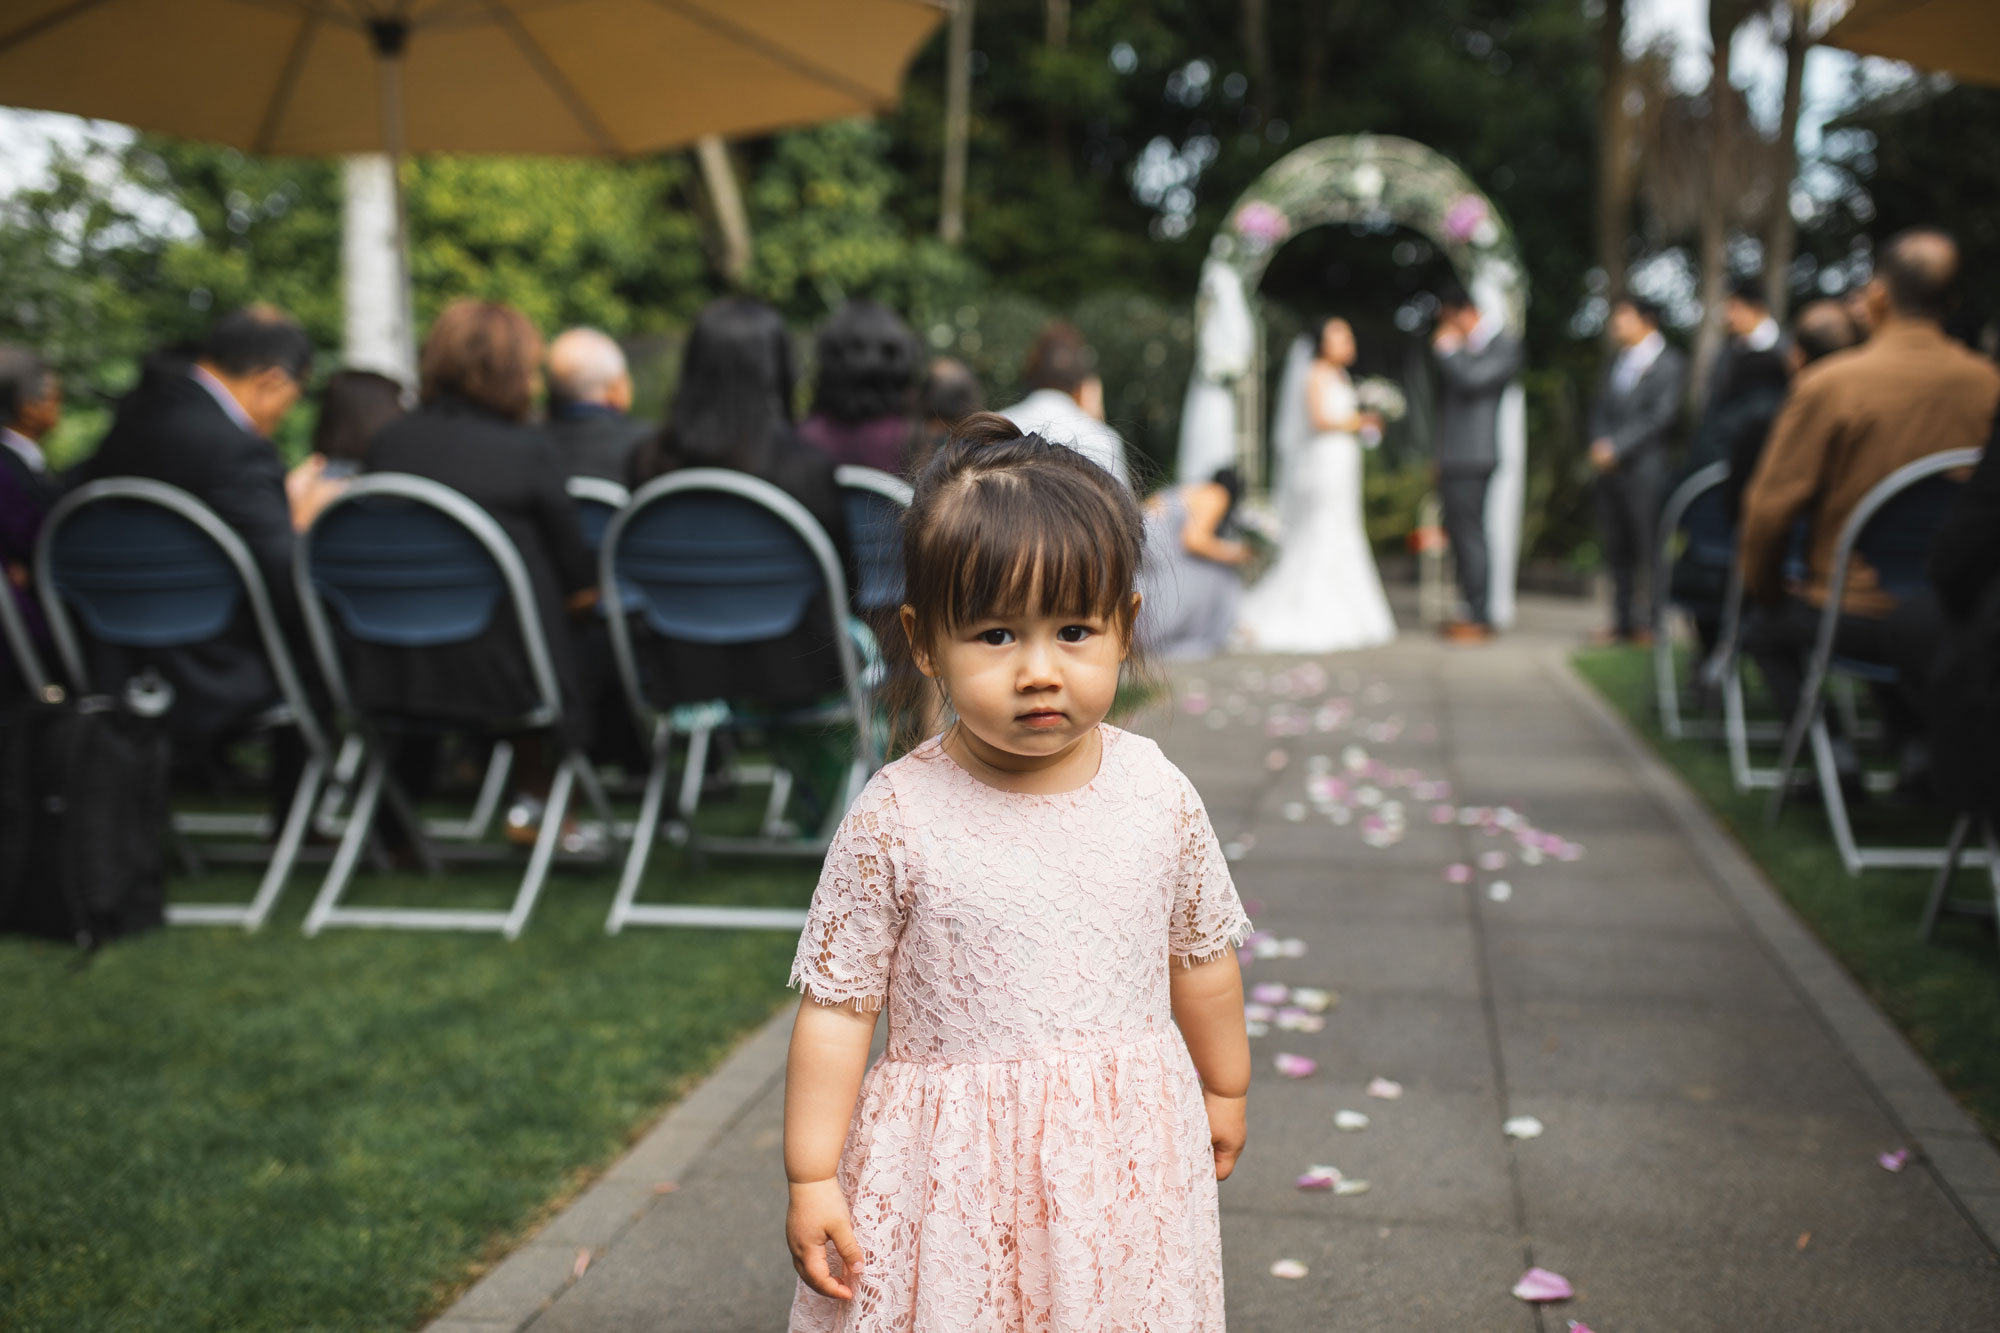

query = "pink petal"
[
  {"left": 1265, "top": 748, "right": 1290, "bottom": 771},
  {"left": 1295, "top": 1165, "right": 1342, "bottom": 1189},
  {"left": 1879, "top": 1148, "right": 1910, "bottom": 1172},
  {"left": 1270, "top": 1259, "right": 1309, "bottom": 1279},
  {"left": 1445, "top": 863, "right": 1473, "bottom": 884},
  {"left": 1365, "top": 1076, "right": 1403, "bottom": 1099},
  {"left": 1511, "top": 1267, "right": 1574, "bottom": 1302},
  {"left": 1274, "top": 1053, "right": 1318, "bottom": 1078},
  {"left": 1432, "top": 804, "right": 1457, "bottom": 824},
  {"left": 1250, "top": 982, "right": 1290, "bottom": 1004},
  {"left": 1478, "top": 850, "right": 1509, "bottom": 871}
]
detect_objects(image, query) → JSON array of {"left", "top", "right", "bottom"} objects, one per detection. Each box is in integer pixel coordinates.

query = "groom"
[{"left": 1430, "top": 289, "right": 1523, "bottom": 644}]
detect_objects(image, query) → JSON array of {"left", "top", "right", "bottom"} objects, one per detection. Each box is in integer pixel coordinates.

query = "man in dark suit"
[
  {"left": 1430, "top": 291, "right": 1523, "bottom": 644},
  {"left": 0, "top": 346, "right": 62, "bottom": 674},
  {"left": 1588, "top": 295, "right": 1687, "bottom": 643},
  {"left": 544, "top": 327, "right": 652, "bottom": 483},
  {"left": 68, "top": 307, "right": 312, "bottom": 736}
]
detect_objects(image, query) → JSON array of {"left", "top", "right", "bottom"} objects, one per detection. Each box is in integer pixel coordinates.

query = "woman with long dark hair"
[
  {"left": 630, "top": 296, "right": 853, "bottom": 709},
  {"left": 287, "top": 369, "right": 405, "bottom": 530},
  {"left": 798, "top": 299, "right": 920, "bottom": 476}
]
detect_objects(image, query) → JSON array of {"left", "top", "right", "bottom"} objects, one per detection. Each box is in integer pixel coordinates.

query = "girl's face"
[
  {"left": 1320, "top": 319, "right": 1356, "bottom": 366},
  {"left": 904, "top": 596, "right": 1133, "bottom": 771}
]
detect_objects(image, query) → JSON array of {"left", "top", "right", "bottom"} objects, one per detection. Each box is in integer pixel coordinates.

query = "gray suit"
[
  {"left": 1588, "top": 343, "right": 1688, "bottom": 635},
  {"left": 1432, "top": 333, "right": 1522, "bottom": 626}
]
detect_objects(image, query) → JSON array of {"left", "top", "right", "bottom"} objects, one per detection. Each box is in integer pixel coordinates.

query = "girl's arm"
[
  {"left": 783, "top": 999, "right": 879, "bottom": 1300},
  {"left": 1170, "top": 951, "right": 1251, "bottom": 1179}
]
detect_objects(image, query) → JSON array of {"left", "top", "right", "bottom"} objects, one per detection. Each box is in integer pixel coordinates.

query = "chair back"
[
  {"left": 835, "top": 466, "right": 913, "bottom": 613},
  {"left": 566, "top": 476, "right": 630, "bottom": 555},
  {"left": 298, "top": 474, "right": 562, "bottom": 728},
  {"left": 34, "top": 478, "right": 322, "bottom": 748},
  {"left": 603, "top": 469, "right": 864, "bottom": 724}
]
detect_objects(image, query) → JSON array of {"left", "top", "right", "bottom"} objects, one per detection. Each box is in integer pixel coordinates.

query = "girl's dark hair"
[
  {"left": 812, "top": 300, "right": 920, "bottom": 425},
  {"left": 313, "top": 369, "right": 405, "bottom": 464},
  {"left": 634, "top": 296, "right": 796, "bottom": 481},
  {"left": 890, "top": 412, "right": 1147, "bottom": 727}
]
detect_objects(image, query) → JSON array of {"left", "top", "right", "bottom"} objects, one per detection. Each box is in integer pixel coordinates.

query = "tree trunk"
[
  {"left": 940, "top": 0, "right": 974, "bottom": 245},
  {"left": 1240, "top": 0, "right": 1272, "bottom": 124},
  {"left": 694, "top": 135, "right": 751, "bottom": 288},
  {"left": 1690, "top": 1, "right": 1747, "bottom": 408},
  {"left": 1763, "top": 0, "right": 1809, "bottom": 318},
  {"left": 1044, "top": 0, "right": 1070, "bottom": 178},
  {"left": 1593, "top": 0, "right": 1634, "bottom": 312}
]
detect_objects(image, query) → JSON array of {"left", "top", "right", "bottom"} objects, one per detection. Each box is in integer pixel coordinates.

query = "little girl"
[{"left": 783, "top": 414, "right": 1252, "bottom": 1331}]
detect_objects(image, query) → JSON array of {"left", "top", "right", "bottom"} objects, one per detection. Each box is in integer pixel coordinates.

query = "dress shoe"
[{"left": 1443, "top": 621, "right": 1495, "bottom": 645}]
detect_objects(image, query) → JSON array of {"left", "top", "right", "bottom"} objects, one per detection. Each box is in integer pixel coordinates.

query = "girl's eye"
[
  {"left": 978, "top": 628, "right": 1014, "bottom": 646},
  {"left": 1057, "top": 625, "right": 1095, "bottom": 644}
]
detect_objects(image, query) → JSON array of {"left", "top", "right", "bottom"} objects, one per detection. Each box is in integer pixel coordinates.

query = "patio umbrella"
[
  {"left": 1823, "top": 0, "right": 2000, "bottom": 88},
  {"left": 0, "top": 1, "right": 947, "bottom": 156}
]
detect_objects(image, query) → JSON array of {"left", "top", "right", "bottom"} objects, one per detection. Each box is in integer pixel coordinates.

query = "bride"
[{"left": 1236, "top": 317, "right": 1398, "bottom": 653}]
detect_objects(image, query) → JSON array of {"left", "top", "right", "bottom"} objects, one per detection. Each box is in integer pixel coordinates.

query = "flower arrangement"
[{"left": 1355, "top": 377, "right": 1408, "bottom": 422}]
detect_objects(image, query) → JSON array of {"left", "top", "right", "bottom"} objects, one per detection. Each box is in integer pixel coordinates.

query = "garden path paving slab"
[{"left": 434, "top": 597, "right": 2000, "bottom": 1332}]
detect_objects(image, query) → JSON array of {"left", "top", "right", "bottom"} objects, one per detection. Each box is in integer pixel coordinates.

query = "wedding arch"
[{"left": 1177, "top": 134, "right": 1530, "bottom": 627}]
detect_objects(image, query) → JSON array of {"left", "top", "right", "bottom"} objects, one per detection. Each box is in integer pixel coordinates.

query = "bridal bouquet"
[
  {"left": 1355, "top": 377, "right": 1408, "bottom": 422},
  {"left": 1229, "top": 498, "right": 1284, "bottom": 586}
]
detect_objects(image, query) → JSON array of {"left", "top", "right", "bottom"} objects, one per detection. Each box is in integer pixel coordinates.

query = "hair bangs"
[{"left": 943, "top": 490, "right": 1132, "bottom": 632}]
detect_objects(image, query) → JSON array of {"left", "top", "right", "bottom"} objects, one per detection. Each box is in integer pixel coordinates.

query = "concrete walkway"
[{"left": 430, "top": 596, "right": 2000, "bottom": 1332}]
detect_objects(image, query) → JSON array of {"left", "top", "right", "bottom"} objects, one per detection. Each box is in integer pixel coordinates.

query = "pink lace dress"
[{"left": 788, "top": 725, "right": 1251, "bottom": 1333}]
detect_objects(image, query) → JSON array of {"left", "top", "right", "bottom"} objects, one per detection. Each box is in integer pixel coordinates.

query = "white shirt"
[
  {"left": 998, "top": 389, "right": 1132, "bottom": 490},
  {"left": 1612, "top": 330, "right": 1666, "bottom": 395},
  {"left": 0, "top": 427, "right": 47, "bottom": 476},
  {"left": 190, "top": 364, "right": 260, "bottom": 436}
]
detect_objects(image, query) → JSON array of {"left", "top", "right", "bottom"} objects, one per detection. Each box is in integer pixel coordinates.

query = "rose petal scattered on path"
[
  {"left": 1296, "top": 1164, "right": 1342, "bottom": 1189},
  {"left": 1275, "top": 1053, "right": 1318, "bottom": 1078},
  {"left": 1334, "top": 1109, "right": 1370, "bottom": 1131},
  {"left": 1503, "top": 1115, "right": 1544, "bottom": 1139},
  {"left": 1276, "top": 937, "right": 1308, "bottom": 957},
  {"left": 1511, "top": 1267, "right": 1574, "bottom": 1302},
  {"left": 1478, "top": 850, "right": 1509, "bottom": 871},
  {"left": 653, "top": 1181, "right": 679, "bottom": 1195},
  {"left": 1250, "top": 982, "right": 1290, "bottom": 1005},
  {"left": 1797, "top": 1231, "right": 1812, "bottom": 1251},
  {"left": 1245, "top": 1020, "right": 1270, "bottom": 1037},
  {"left": 1566, "top": 1324, "right": 1597, "bottom": 1333},
  {"left": 1366, "top": 1077, "right": 1404, "bottom": 1100},
  {"left": 1265, "top": 748, "right": 1290, "bottom": 771},
  {"left": 1290, "top": 986, "right": 1336, "bottom": 1012},
  {"left": 1333, "top": 1178, "right": 1371, "bottom": 1196},
  {"left": 1879, "top": 1148, "right": 1911, "bottom": 1172},
  {"left": 1276, "top": 1007, "right": 1324, "bottom": 1033},
  {"left": 1432, "top": 804, "right": 1457, "bottom": 824},
  {"left": 1243, "top": 1002, "right": 1275, "bottom": 1022},
  {"left": 1487, "top": 880, "right": 1514, "bottom": 903},
  {"left": 573, "top": 1248, "right": 592, "bottom": 1278},
  {"left": 1445, "top": 863, "right": 1473, "bottom": 884},
  {"left": 1270, "top": 1259, "right": 1309, "bottom": 1280},
  {"left": 1283, "top": 802, "right": 1307, "bottom": 822}
]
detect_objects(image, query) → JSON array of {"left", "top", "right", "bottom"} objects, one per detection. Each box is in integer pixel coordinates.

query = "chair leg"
[
  {"left": 575, "top": 753, "right": 618, "bottom": 829},
  {"left": 304, "top": 748, "right": 387, "bottom": 937},
  {"left": 1808, "top": 717, "right": 1864, "bottom": 876},
  {"left": 607, "top": 729, "right": 674, "bottom": 935},
  {"left": 1918, "top": 814, "right": 1974, "bottom": 942},
  {"left": 677, "top": 723, "right": 712, "bottom": 822},
  {"left": 377, "top": 765, "right": 443, "bottom": 877},
  {"left": 315, "top": 733, "right": 365, "bottom": 835},
  {"left": 1765, "top": 694, "right": 1821, "bottom": 827},
  {"left": 760, "top": 768, "right": 795, "bottom": 838},
  {"left": 1654, "top": 628, "right": 1683, "bottom": 740},
  {"left": 241, "top": 754, "right": 324, "bottom": 931},
  {"left": 503, "top": 753, "right": 574, "bottom": 940}
]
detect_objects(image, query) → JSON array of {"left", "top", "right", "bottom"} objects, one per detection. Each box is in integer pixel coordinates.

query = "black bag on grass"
[{"left": 0, "top": 691, "right": 170, "bottom": 947}]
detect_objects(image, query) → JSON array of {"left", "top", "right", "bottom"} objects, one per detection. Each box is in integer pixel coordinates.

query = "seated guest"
[
  {"left": 545, "top": 327, "right": 652, "bottom": 483},
  {"left": 287, "top": 369, "right": 405, "bottom": 531},
  {"left": 1927, "top": 414, "right": 2000, "bottom": 822},
  {"left": 0, "top": 346, "right": 61, "bottom": 666},
  {"left": 1137, "top": 468, "right": 1252, "bottom": 661},
  {"left": 69, "top": 307, "right": 311, "bottom": 737},
  {"left": 1718, "top": 299, "right": 1859, "bottom": 524},
  {"left": 999, "top": 321, "right": 1132, "bottom": 488},
  {"left": 1740, "top": 228, "right": 2000, "bottom": 781},
  {"left": 799, "top": 300, "right": 920, "bottom": 476},
  {"left": 629, "top": 296, "right": 853, "bottom": 710},
  {"left": 916, "top": 355, "right": 982, "bottom": 473},
  {"left": 362, "top": 301, "right": 596, "bottom": 828}
]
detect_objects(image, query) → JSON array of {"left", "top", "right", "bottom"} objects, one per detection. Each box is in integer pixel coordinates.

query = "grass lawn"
[
  {"left": 1, "top": 791, "right": 814, "bottom": 1332},
  {"left": 1573, "top": 645, "right": 2000, "bottom": 1140}
]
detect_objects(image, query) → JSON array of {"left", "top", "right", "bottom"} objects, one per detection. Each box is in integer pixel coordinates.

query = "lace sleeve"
[
  {"left": 789, "top": 776, "right": 906, "bottom": 1013},
  {"left": 1169, "top": 769, "right": 1252, "bottom": 968}
]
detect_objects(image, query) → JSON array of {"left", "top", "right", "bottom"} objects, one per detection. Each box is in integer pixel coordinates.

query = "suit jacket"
[
  {"left": 1431, "top": 333, "right": 1522, "bottom": 475},
  {"left": 545, "top": 405, "right": 654, "bottom": 484},
  {"left": 67, "top": 367, "right": 297, "bottom": 735},
  {"left": 363, "top": 397, "right": 595, "bottom": 738},
  {"left": 1740, "top": 321, "right": 2000, "bottom": 615},
  {"left": 1588, "top": 344, "right": 1688, "bottom": 468},
  {"left": 0, "top": 440, "right": 55, "bottom": 655}
]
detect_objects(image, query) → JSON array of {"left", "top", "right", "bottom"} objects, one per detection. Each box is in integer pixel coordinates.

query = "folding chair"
[
  {"left": 35, "top": 479, "right": 330, "bottom": 929},
  {"left": 1652, "top": 462, "right": 1731, "bottom": 740},
  {"left": 834, "top": 465, "right": 913, "bottom": 615},
  {"left": 1765, "top": 449, "right": 1987, "bottom": 874},
  {"left": 1919, "top": 814, "right": 2000, "bottom": 954},
  {"left": 1713, "top": 561, "right": 1785, "bottom": 790},
  {"left": 295, "top": 474, "right": 612, "bottom": 938},
  {"left": 602, "top": 468, "right": 877, "bottom": 933},
  {"left": 566, "top": 475, "right": 631, "bottom": 555}
]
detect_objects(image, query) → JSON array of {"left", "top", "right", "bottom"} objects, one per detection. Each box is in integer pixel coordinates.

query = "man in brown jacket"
[{"left": 1739, "top": 228, "right": 2000, "bottom": 783}]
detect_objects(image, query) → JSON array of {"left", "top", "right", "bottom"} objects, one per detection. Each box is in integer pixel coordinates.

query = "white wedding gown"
[{"left": 1236, "top": 363, "right": 1398, "bottom": 654}]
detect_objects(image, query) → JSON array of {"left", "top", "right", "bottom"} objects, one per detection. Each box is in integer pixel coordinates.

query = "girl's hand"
[
  {"left": 786, "top": 1178, "right": 865, "bottom": 1301},
  {"left": 1204, "top": 1088, "right": 1247, "bottom": 1180}
]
